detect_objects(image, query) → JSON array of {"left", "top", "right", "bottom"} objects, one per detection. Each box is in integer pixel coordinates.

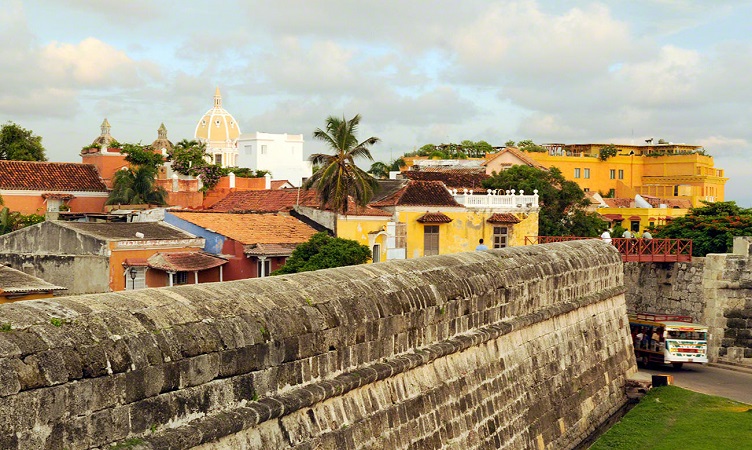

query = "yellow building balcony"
[{"left": 450, "top": 188, "right": 539, "bottom": 209}]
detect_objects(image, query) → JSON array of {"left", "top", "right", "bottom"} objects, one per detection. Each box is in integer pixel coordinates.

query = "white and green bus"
[{"left": 628, "top": 312, "right": 708, "bottom": 368}]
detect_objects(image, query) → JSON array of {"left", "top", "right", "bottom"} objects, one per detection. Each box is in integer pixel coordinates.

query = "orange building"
[
  {"left": 519, "top": 143, "right": 727, "bottom": 207},
  {"left": 0, "top": 160, "right": 109, "bottom": 215}
]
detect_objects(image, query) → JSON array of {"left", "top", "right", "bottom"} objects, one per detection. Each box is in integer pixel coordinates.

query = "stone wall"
[
  {"left": 623, "top": 260, "right": 707, "bottom": 321},
  {"left": 0, "top": 241, "right": 634, "bottom": 449},
  {"left": 624, "top": 237, "right": 752, "bottom": 363},
  {"left": 0, "top": 253, "right": 109, "bottom": 295}
]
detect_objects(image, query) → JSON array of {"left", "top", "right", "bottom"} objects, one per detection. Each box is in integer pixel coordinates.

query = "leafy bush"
[{"left": 272, "top": 232, "right": 371, "bottom": 274}]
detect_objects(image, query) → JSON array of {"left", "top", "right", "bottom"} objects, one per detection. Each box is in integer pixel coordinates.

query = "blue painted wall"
[{"left": 164, "top": 213, "right": 225, "bottom": 254}]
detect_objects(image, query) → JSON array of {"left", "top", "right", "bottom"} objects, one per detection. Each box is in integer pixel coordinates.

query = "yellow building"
[
  {"left": 519, "top": 143, "right": 727, "bottom": 208},
  {"left": 194, "top": 87, "right": 241, "bottom": 168},
  {"left": 369, "top": 181, "right": 538, "bottom": 259}
]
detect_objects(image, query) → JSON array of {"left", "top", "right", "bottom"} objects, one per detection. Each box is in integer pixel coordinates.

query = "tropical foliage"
[
  {"left": 167, "top": 139, "right": 208, "bottom": 175},
  {"left": 272, "top": 232, "right": 371, "bottom": 274},
  {"left": 483, "top": 165, "right": 607, "bottom": 236},
  {"left": 406, "top": 141, "right": 494, "bottom": 159},
  {"left": 0, "top": 122, "right": 47, "bottom": 161},
  {"left": 305, "top": 114, "right": 379, "bottom": 214},
  {"left": 653, "top": 201, "right": 752, "bottom": 256},
  {"left": 599, "top": 144, "right": 618, "bottom": 161},
  {"left": 107, "top": 143, "right": 168, "bottom": 206},
  {"left": 0, "top": 207, "right": 44, "bottom": 235}
]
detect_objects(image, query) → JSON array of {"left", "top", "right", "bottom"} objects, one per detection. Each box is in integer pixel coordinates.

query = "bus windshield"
[{"left": 666, "top": 330, "right": 706, "bottom": 340}]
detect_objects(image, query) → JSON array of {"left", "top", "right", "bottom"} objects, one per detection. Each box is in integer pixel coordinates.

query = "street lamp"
[{"left": 129, "top": 267, "right": 137, "bottom": 290}]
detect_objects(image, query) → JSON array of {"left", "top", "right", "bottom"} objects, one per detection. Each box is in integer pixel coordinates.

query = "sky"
[{"left": 2, "top": 0, "right": 751, "bottom": 205}]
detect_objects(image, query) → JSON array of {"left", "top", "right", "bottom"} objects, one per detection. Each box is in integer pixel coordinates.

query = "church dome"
[{"left": 194, "top": 87, "right": 241, "bottom": 144}]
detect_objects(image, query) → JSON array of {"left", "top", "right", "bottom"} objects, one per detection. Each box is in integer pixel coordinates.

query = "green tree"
[
  {"left": 599, "top": 144, "right": 617, "bottom": 161},
  {"left": 168, "top": 139, "right": 208, "bottom": 175},
  {"left": 505, "top": 140, "right": 517, "bottom": 147},
  {"left": 483, "top": 165, "right": 607, "bottom": 236},
  {"left": 106, "top": 166, "right": 167, "bottom": 206},
  {"left": 653, "top": 202, "right": 752, "bottom": 256},
  {"left": 272, "top": 232, "right": 371, "bottom": 274},
  {"left": 120, "top": 143, "right": 164, "bottom": 170},
  {"left": 304, "top": 114, "right": 379, "bottom": 214},
  {"left": 389, "top": 158, "right": 406, "bottom": 171},
  {"left": 0, "top": 122, "right": 47, "bottom": 161},
  {"left": 368, "top": 161, "right": 390, "bottom": 179},
  {"left": 0, "top": 207, "right": 44, "bottom": 235},
  {"left": 516, "top": 139, "right": 546, "bottom": 153}
]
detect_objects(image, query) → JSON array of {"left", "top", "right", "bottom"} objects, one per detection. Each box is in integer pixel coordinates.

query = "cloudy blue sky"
[{"left": 2, "top": 1, "right": 751, "bottom": 204}]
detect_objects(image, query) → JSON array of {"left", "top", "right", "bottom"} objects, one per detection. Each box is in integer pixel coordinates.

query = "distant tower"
[
  {"left": 194, "top": 87, "right": 241, "bottom": 168},
  {"left": 80, "top": 118, "right": 126, "bottom": 188},
  {"left": 88, "top": 118, "right": 117, "bottom": 151},
  {"left": 151, "top": 123, "right": 174, "bottom": 179}
]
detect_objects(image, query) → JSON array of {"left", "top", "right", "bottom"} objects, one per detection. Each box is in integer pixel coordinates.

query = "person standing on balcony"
[
  {"left": 476, "top": 238, "right": 489, "bottom": 251},
  {"left": 642, "top": 230, "right": 653, "bottom": 240},
  {"left": 600, "top": 229, "right": 612, "bottom": 244},
  {"left": 622, "top": 229, "right": 633, "bottom": 238}
]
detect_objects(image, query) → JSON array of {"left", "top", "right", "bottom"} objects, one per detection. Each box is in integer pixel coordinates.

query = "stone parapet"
[{"left": 0, "top": 240, "right": 632, "bottom": 449}]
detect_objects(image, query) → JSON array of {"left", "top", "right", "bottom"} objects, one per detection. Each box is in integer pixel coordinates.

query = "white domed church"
[{"left": 194, "top": 87, "right": 240, "bottom": 168}]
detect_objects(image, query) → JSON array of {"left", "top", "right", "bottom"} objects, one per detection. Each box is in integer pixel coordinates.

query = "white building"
[
  {"left": 236, "top": 132, "right": 312, "bottom": 187},
  {"left": 194, "top": 87, "right": 240, "bottom": 168}
]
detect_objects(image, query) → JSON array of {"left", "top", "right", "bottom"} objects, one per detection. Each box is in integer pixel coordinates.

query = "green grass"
[{"left": 592, "top": 386, "right": 752, "bottom": 450}]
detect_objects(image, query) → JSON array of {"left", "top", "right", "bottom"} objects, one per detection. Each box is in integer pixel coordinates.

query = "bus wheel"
[{"left": 672, "top": 362, "right": 684, "bottom": 369}]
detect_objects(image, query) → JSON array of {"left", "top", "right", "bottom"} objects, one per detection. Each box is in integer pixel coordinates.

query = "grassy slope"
[{"left": 591, "top": 385, "right": 752, "bottom": 450}]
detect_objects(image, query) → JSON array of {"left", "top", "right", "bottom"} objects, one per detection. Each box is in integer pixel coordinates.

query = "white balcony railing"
[{"left": 450, "top": 188, "right": 539, "bottom": 209}]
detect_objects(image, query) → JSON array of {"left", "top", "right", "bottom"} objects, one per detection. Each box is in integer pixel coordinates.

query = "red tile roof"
[
  {"left": 170, "top": 212, "right": 318, "bottom": 245},
  {"left": 601, "top": 214, "right": 624, "bottom": 221},
  {"left": 147, "top": 251, "right": 227, "bottom": 272},
  {"left": 402, "top": 169, "right": 489, "bottom": 190},
  {"left": 487, "top": 213, "right": 521, "bottom": 224},
  {"left": 208, "top": 189, "right": 392, "bottom": 216},
  {"left": 0, "top": 161, "right": 108, "bottom": 192},
  {"left": 417, "top": 212, "right": 453, "bottom": 223},
  {"left": 244, "top": 243, "right": 300, "bottom": 257},
  {"left": 370, "top": 181, "right": 460, "bottom": 207}
]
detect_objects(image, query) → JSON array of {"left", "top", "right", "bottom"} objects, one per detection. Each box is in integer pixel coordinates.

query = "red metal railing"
[{"left": 524, "top": 236, "right": 692, "bottom": 262}]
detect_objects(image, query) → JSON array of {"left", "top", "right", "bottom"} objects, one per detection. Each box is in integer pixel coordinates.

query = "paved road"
[{"left": 640, "top": 363, "right": 752, "bottom": 405}]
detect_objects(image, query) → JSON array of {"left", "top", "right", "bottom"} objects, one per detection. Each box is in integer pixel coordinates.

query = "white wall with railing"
[{"left": 450, "top": 188, "right": 539, "bottom": 209}]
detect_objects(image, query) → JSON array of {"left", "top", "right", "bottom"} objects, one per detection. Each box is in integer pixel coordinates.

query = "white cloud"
[{"left": 39, "top": 38, "right": 141, "bottom": 87}]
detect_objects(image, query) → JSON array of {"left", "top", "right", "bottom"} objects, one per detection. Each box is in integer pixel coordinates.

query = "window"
[
  {"left": 395, "top": 222, "right": 407, "bottom": 249},
  {"left": 174, "top": 272, "right": 188, "bottom": 285},
  {"left": 583, "top": 188, "right": 590, "bottom": 193},
  {"left": 584, "top": 168, "right": 590, "bottom": 179},
  {"left": 609, "top": 169, "right": 615, "bottom": 179},
  {"left": 493, "top": 227, "right": 508, "bottom": 249},
  {"left": 673, "top": 185, "right": 679, "bottom": 196},
  {"left": 245, "top": 145, "right": 252, "bottom": 154},
  {"left": 257, "top": 259, "right": 271, "bottom": 277},
  {"left": 214, "top": 154, "right": 222, "bottom": 165},
  {"left": 574, "top": 168, "right": 581, "bottom": 178},
  {"left": 372, "top": 244, "right": 381, "bottom": 263},
  {"left": 424, "top": 225, "right": 439, "bottom": 256},
  {"left": 618, "top": 169, "right": 624, "bottom": 180},
  {"left": 261, "top": 145, "right": 267, "bottom": 155},
  {"left": 631, "top": 221, "right": 640, "bottom": 232}
]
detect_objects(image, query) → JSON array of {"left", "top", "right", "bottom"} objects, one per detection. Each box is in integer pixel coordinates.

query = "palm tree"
[
  {"left": 368, "top": 162, "right": 390, "bottom": 179},
  {"left": 106, "top": 166, "right": 168, "bottom": 206},
  {"left": 304, "top": 114, "right": 379, "bottom": 214}
]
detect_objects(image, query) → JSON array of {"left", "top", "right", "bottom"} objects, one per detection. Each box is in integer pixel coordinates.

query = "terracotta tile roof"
[
  {"left": 487, "top": 213, "right": 521, "bottom": 224},
  {"left": 417, "top": 212, "right": 453, "bottom": 223},
  {"left": 601, "top": 214, "right": 624, "bottom": 221},
  {"left": 484, "top": 147, "right": 547, "bottom": 170},
  {"left": 0, "top": 264, "right": 66, "bottom": 293},
  {"left": 58, "top": 221, "right": 196, "bottom": 241},
  {"left": 170, "top": 212, "right": 318, "bottom": 245},
  {"left": 642, "top": 196, "right": 692, "bottom": 209},
  {"left": 147, "top": 251, "right": 227, "bottom": 272},
  {"left": 603, "top": 198, "right": 632, "bottom": 208},
  {"left": 402, "top": 168, "right": 489, "bottom": 190},
  {"left": 208, "top": 189, "right": 319, "bottom": 213},
  {"left": 208, "top": 189, "right": 392, "bottom": 216},
  {"left": 270, "top": 180, "right": 294, "bottom": 189},
  {"left": 0, "top": 161, "right": 108, "bottom": 192},
  {"left": 370, "top": 181, "right": 460, "bottom": 208}
]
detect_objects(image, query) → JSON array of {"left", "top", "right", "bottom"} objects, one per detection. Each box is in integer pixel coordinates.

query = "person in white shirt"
[
  {"left": 600, "top": 230, "right": 612, "bottom": 244},
  {"left": 622, "top": 229, "right": 632, "bottom": 238},
  {"left": 642, "top": 230, "right": 653, "bottom": 240}
]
